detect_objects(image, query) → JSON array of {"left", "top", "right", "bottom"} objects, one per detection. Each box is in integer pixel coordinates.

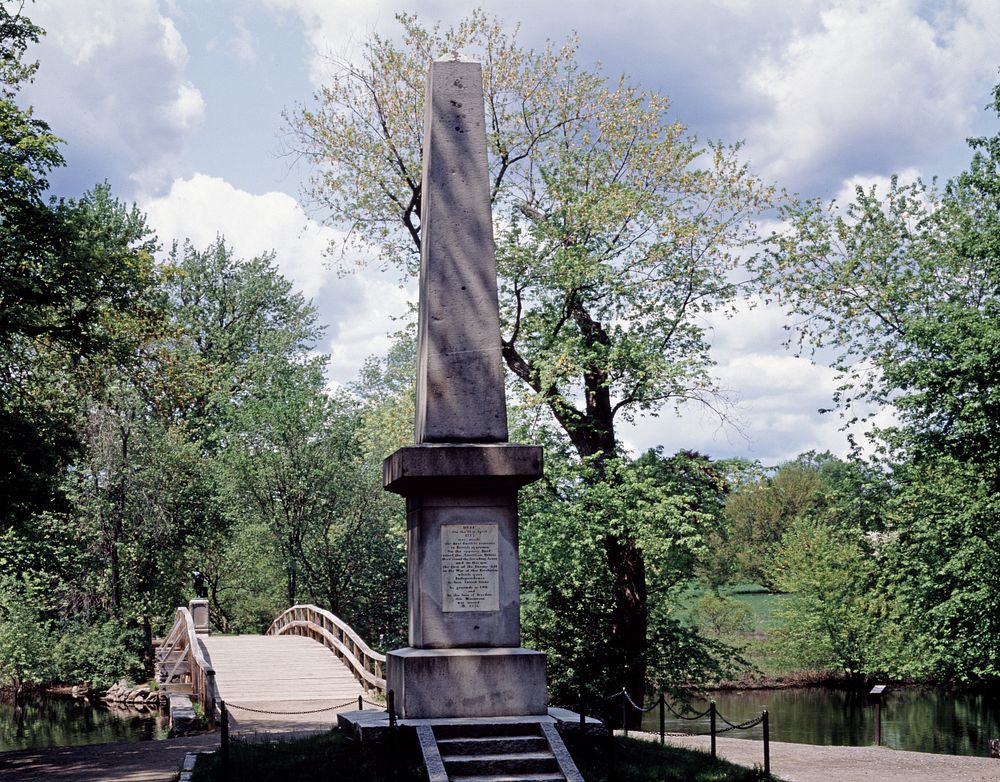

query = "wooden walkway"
[{"left": 198, "top": 635, "right": 371, "bottom": 735}]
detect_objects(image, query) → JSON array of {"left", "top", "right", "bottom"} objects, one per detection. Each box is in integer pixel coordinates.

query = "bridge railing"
[
  {"left": 266, "top": 604, "right": 387, "bottom": 695},
  {"left": 157, "top": 606, "right": 219, "bottom": 727}
]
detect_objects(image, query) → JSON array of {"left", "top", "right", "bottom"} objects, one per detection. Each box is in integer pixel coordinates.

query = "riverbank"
[{"left": 642, "top": 733, "right": 1000, "bottom": 781}]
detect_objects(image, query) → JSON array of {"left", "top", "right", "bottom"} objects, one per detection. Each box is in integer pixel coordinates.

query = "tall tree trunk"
[
  {"left": 604, "top": 534, "right": 648, "bottom": 727},
  {"left": 142, "top": 615, "right": 153, "bottom": 677},
  {"left": 110, "top": 423, "right": 130, "bottom": 613}
]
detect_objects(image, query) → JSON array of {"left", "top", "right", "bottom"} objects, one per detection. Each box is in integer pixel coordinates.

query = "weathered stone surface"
[
  {"left": 387, "top": 647, "right": 547, "bottom": 718},
  {"left": 169, "top": 693, "right": 198, "bottom": 736},
  {"left": 401, "top": 489, "right": 521, "bottom": 648},
  {"left": 414, "top": 59, "right": 508, "bottom": 445},
  {"left": 384, "top": 444, "right": 542, "bottom": 494},
  {"left": 189, "top": 597, "right": 209, "bottom": 634}
]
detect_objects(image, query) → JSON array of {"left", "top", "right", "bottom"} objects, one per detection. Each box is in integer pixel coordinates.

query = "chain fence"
[{"left": 600, "top": 687, "right": 771, "bottom": 777}]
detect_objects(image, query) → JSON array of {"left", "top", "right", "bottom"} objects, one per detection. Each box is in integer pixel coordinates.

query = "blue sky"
[{"left": 16, "top": 0, "right": 1000, "bottom": 465}]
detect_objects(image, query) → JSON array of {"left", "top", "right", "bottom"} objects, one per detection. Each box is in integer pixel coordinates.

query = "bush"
[
  {"left": 693, "top": 593, "right": 755, "bottom": 639},
  {"left": 0, "top": 597, "right": 56, "bottom": 687},
  {"left": 53, "top": 619, "right": 145, "bottom": 689}
]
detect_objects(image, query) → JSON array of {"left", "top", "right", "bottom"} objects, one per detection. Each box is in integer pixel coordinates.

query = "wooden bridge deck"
[{"left": 197, "top": 634, "right": 371, "bottom": 735}]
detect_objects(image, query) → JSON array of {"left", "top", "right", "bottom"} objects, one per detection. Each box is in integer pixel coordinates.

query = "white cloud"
[
  {"left": 230, "top": 16, "right": 258, "bottom": 62},
  {"left": 142, "top": 174, "right": 414, "bottom": 385},
  {"left": 743, "top": 0, "right": 1000, "bottom": 193},
  {"left": 160, "top": 16, "right": 188, "bottom": 67},
  {"left": 21, "top": 0, "right": 204, "bottom": 198},
  {"left": 144, "top": 174, "right": 333, "bottom": 298},
  {"left": 166, "top": 82, "right": 207, "bottom": 131}
]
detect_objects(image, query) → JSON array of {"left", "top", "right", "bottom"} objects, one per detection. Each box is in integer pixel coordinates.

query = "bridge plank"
[{"left": 199, "top": 635, "right": 372, "bottom": 735}]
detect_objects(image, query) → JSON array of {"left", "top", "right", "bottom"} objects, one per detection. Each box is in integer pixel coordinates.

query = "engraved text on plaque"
[{"left": 441, "top": 523, "right": 499, "bottom": 612}]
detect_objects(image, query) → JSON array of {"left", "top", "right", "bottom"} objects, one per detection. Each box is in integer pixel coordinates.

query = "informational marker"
[{"left": 441, "top": 524, "right": 499, "bottom": 612}]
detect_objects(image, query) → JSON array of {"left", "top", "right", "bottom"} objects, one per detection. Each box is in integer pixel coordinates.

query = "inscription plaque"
[{"left": 441, "top": 523, "right": 499, "bottom": 612}]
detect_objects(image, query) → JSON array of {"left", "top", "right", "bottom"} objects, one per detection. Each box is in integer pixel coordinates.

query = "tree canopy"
[{"left": 286, "top": 10, "right": 774, "bottom": 703}]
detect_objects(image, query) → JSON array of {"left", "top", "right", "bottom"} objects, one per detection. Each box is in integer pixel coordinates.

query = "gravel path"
[
  {"left": 640, "top": 732, "right": 1000, "bottom": 781},
  {"left": 0, "top": 735, "right": 217, "bottom": 782}
]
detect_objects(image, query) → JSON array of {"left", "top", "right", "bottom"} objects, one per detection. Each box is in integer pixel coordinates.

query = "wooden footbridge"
[{"left": 156, "top": 604, "right": 386, "bottom": 734}]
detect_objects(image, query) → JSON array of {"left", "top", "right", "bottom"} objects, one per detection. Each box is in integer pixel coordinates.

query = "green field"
[
  {"left": 726, "top": 584, "right": 790, "bottom": 633},
  {"left": 677, "top": 582, "right": 808, "bottom": 681}
]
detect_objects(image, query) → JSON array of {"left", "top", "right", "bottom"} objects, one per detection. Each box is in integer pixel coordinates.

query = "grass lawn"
[
  {"left": 725, "top": 584, "right": 790, "bottom": 633},
  {"left": 570, "top": 733, "right": 775, "bottom": 781},
  {"left": 191, "top": 727, "right": 777, "bottom": 781}
]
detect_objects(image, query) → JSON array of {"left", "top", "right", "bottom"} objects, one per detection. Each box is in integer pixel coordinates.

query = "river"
[
  {"left": 639, "top": 686, "right": 1000, "bottom": 758},
  {"left": 0, "top": 691, "right": 165, "bottom": 752},
  {"left": 4, "top": 686, "right": 999, "bottom": 757}
]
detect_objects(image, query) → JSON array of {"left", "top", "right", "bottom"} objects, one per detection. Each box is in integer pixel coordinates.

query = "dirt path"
[
  {"left": 0, "top": 735, "right": 217, "bottom": 782},
  {"left": 643, "top": 733, "right": 1000, "bottom": 781}
]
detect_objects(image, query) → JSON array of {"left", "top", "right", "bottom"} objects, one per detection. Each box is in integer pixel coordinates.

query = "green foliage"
[
  {"left": 53, "top": 619, "right": 144, "bottom": 689},
  {"left": 521, "top": 444, "right": 746, "bottom": 702},
  {"left": 0, "top": 578, "right": 55, "bottom": 687},
  {"left": 693, "top": 593, "right": 754, "bottom": 638},
  {"left": 721, "top": 462, "right": 825, "bottom": 590},
  {"left": 768, "top": 516, "right": 879, "bottom": 676},
  {"left": 877, "top": 456, "right": 1000, "bottom": 682}
]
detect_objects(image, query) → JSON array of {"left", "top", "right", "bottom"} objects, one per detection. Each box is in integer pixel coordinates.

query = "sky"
[{"left": 15, "top": 0, "right": 1000, "bottom": 465}]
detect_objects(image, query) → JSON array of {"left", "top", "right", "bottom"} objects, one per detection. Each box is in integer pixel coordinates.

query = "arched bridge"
[{"left": 156, "top": 604, "right": 386, "bottom": 734}]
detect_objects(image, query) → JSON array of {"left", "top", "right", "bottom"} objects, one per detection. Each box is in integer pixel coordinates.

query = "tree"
[
  {"left": 722, "top": 458, "right": 828, "bottom": 589},
  {"left": 1, "top": 2, "right": 161, "bottom": 531},
  {"left": 877, "top": 456, "right": 1000, "bottom": 683},
  {"left": 219, "top": 362, "right": 406, "bottom": 643},
  {"left": 759, "top": 83, "right": 1000, "bottom": 685},
  {"left": 155, "top": 239, "right": 325, "bottom": 628},
  {"left": 769, "top": 516, "right": 879, "bottom": 677},
  {"left": 519, "top": 441, "right": 745, "bottom": 706},
  {"left": 287, "top": 9, "right": 772, "bottom": 701}
]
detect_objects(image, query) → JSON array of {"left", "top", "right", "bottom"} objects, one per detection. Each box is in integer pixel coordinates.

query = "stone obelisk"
[{"left": 383, "top": 59, "right": 547, "bottom": 719}]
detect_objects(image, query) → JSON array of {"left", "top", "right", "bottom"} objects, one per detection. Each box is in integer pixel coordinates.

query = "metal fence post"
[
  {"left": 763, "top": 708, "right": 770, "bottom": 778},
  {"left": 358, "top": 695, "right": 363, "bottom": 711},
  {"left": 388, "top": 689, "right": 397, "bottom": 730},
  {"left": 659, "top": 692, "right": 665, "bottom": 745},
  {"left": 621, "top": 691, "right": 628, "bottom": 737},
  {"left": 710, "top": 701, "right": 717, "bottom": 758},
  {"left": 220, "top": 700, "right": 229, "bottom": 769}
]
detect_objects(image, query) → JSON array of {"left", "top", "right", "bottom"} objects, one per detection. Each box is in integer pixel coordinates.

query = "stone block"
[
  {"left": 383, "top": 444, "right": 543, "bottom": 494},
  {"left": 189, "top": 598, "right": 209, "bottom": 634},
  {"left": 414, "top": 60, "right": 508, "bottom": 445},
  {"left": 387, "top": 647, "right": 547, "bottom": 718}
]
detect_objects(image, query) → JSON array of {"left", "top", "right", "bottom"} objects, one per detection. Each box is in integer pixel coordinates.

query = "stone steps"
[
  {"left": 450, "top": 775, "right": 565, "bottom": 782},
  {"left": 438, "top": 736, "right": 549, "bottom": 755},
  {"left": 434, "top": 722, "right": 566, "bottom": 782}
]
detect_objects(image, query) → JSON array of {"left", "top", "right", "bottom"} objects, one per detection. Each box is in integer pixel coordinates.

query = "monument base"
[
  {"left": 387, "top": 647, "right": 547, "bottom": 718},
  {"left": 189, "top": 598, "right": 209, "bottom": 634}
]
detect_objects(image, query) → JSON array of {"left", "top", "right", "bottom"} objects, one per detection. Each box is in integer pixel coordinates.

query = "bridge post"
[{"left": 189, "top": 598, "right": 209, "bottom": 635}]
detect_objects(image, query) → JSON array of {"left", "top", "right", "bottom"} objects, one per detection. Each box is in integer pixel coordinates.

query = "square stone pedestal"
[
  {"left": 188, "top": 598, "right": 209, "bottom": 634},
  {"left": 388, "top": 647, "right": 546, "bottom": 718}
]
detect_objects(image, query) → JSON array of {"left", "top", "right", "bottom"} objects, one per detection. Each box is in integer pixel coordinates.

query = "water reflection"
[
  {"left": 0, "top": 691, "right": 165, "bottom": 752},
  {"left": 640, "top": 687, "right": 1000, "bottom": 758}
]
